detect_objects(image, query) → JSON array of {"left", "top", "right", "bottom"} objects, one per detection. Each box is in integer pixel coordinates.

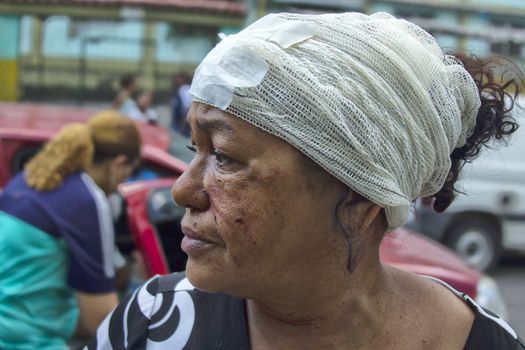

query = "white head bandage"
[{"left": 190, "top": 12, "right": 481, "bottom": 230}]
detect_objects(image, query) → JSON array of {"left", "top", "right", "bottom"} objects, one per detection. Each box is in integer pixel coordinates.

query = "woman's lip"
[
  {"left": 180, "top": 226, "right": 218, "bottom": 254},
  {"left": 181, "top": 226, "right": 215, "bottom": 243},
  {"left": 181, "top": 236, "right": 215, "bottom": 254}
]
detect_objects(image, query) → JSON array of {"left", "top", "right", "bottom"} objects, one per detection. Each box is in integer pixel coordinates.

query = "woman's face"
[{"left": 172, "top": 103, "right": 349, "bottom": 297}]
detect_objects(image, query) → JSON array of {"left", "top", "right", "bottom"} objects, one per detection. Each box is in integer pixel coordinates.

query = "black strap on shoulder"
[{"left": 464, "top": 311, "right": 523, "bottom": 350}]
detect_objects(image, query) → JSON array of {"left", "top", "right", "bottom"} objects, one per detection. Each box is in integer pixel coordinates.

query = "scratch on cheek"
[
  {"left": 234, "top": 217, "right": 249, "bottom": 237},
  {"left": 230, "top": 216, "right": 255, "bottom": 267},
  {"left": 231, "top": 255, "right": 243, "bottom": 267}
]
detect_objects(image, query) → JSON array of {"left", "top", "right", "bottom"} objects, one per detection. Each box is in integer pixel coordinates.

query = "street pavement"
[{"left": 492, "top": 256, "right": 525, "bottom": 338}]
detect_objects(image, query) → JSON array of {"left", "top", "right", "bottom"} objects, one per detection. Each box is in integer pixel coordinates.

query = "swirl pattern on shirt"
[{"left": 86, "top": 275, "right": 195, "bottom": 350}]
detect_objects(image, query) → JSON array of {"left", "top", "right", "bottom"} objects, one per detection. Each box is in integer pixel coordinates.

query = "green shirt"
[{"left": 0, "top": 211, "right": 78, "bottom": 350}]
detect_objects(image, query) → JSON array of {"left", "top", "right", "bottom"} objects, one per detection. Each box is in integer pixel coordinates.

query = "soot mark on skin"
[
  {"left": 234, "top": 218, "right": 244, "bottom": 225},
  {"left": 231, "top": 254, "right": 243, "bottom": 267},
  {"left": 229, "top": 215, "right": 251, "bottom": 267},
  {"left": 233, "top": 217, "right": 249, "bottom": 237},
  {"left": 246, "top": 172, "right": 258, "bottom": 182}
]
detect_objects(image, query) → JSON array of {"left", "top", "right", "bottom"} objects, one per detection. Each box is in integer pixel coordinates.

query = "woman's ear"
[
  {"left": 337, "top": 191, "right": 384, "bottom": 235},
  {"left": 111, "top": 154, "right": 129, "bottom": 169},
  {"left": 108, "top": 155, "right": 131, "bottom": 190},
  {"left": 335, "top": 191, "right": 385, "bottom": 271},
  {"left": 359, "top": 204, "right": 383, "bottom": 234}
]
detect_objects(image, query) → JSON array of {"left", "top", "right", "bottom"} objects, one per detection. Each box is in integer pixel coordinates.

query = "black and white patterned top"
[{"left": 86, "top": 273, "right": 525, "bottom": 350}]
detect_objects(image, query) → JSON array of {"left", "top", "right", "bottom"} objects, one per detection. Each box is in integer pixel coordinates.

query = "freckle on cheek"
[{"left": 207, "top": 185, "right": 224, "bottom": 202}]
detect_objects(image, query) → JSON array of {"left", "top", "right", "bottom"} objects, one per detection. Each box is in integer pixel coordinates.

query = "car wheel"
[{"left": 445, "top": 217, "right": 501, "bottom": 272}]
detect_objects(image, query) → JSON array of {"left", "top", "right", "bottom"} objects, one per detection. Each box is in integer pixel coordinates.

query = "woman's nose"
[{"left": 172, "top": 160, "right": 209, "bottom": 211}]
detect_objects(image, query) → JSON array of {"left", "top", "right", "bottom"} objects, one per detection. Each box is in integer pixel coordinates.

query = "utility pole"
[
  {"left": 246, "top": 0, "right": 257, "bottom": 26},
  {"left": 245, "top": 0, "right": 267, "bottom": 27},
  {"left": 257, "top": 0, "right": 268, "bottom": 19}
]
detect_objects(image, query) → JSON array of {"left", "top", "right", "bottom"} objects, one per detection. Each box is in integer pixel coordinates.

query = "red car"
[{"left": 0, "top": 102, "right": 508, "bottom": 318}]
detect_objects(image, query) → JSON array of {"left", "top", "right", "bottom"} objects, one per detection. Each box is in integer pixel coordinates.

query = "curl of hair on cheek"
[
  {"left": 334, "top": 191, "right": 360, "bottom": 272},
  {"left": 25, "top": 123, "right": 94, "bottom": 191},
  {"left": 333, "top": 190, "right": 388, "bottom": 273},
  {"left": 295, "top": 151, "right": 364, "bottom": 271},
  {"left": 333, "top": 189, "right": 358, "bottom": 272}
]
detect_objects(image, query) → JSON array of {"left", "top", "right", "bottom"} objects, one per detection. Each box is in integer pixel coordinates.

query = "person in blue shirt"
[
  {"left": 0, "top": 110, "right": 141, "bottom": 349},
  {"left": 171, "top": 73, "right": 192, "bottom": 137}
]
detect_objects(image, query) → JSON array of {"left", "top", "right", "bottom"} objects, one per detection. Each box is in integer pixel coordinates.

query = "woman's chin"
[{"left": 185, "top": 260, "right": 227, "bottom": 293}]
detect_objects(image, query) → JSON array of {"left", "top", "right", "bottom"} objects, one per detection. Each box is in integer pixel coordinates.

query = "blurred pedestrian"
[
  {"left": 128, "top": 90, "right": 159, "bottom": 125},
  {"left": 0, "top": 111, "right": 141, "bottom": 349},
  {"left": 113, "top": 74, "right": 138, "bottom": 115},
  {"left": 171, "top": 73, "right": 192, "bottom": 136}
]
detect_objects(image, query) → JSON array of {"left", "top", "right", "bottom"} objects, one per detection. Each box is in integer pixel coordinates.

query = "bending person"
[
  {"left": 88, "top": 13, "right": 524, "bottom": 350},
  {"left": 0, "top": 111, "right": 141, "bottom": 349}
]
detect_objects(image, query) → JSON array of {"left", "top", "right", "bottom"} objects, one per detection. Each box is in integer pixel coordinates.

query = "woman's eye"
[
  {"left": 186, "top": 145, "right": 196, "bottom": 152},
  {"left": 211, "top": 149, "right": 232, "bottom": 169}
]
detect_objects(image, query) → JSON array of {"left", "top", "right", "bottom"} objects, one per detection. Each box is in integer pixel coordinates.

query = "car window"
[
  {"left": 147, "top": 187, "right": 187, "bottom": 272},
  {"left": 10, "top": 145, "right": 41, "bottom": 176}
]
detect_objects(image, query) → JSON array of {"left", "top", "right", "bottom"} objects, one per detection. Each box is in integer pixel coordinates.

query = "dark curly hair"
[{"left": 431, "top": 54, "right": 523, "bottom": 213}]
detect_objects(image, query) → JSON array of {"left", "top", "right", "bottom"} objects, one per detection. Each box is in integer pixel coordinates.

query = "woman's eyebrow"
[{"left": 195, "top": 117, "right": 235, "bottom": 134}]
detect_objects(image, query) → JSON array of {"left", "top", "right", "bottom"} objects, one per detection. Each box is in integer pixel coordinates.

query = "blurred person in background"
[
  {"left": 128, "top": 90, "right": 159, "bottom": 125},
  {"left": 171, "top": 72, "right": 192, "bottom": 136},
  {"left": 88, "top": 13, "right": 524, "bottom": 350},
  {"left": 0, "top": 111, "right": 141, "bottom": 349},
  {"left": 113, "top": 74, "right": 139, "bottom": 116}
]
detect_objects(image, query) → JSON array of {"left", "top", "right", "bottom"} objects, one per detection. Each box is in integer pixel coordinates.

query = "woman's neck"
[
  {"left": 85, "top": 163, "right": 111, "bottom": 195},
  {"left": 246, "top": 262, "right": 399, "bottom": 350}
]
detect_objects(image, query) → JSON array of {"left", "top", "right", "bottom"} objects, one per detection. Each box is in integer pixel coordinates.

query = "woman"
[
  {"left": 0, "top": 111, "right": 141, "bottom": 349},
  {"left": 88, "top": 13, "right": 524, "bottom": 349}
]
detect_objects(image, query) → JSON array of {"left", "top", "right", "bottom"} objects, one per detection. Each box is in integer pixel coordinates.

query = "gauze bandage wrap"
[{"left": 190, "top": 12, "right": 481, "bottom": 230}]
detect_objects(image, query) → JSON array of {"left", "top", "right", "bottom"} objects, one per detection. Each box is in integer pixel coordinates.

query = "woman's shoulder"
[
  {"left": 378, "top": 268, "right": 474, "bottom": 349},
  {"left": 85, "top": 273, "right": 195, "bottom": 349},
  {"left": 418, "top": 274, "right": 524, "bottom": 350},
  {"left": 86, "top": 273, "right": 249, "bottom": 350}
]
